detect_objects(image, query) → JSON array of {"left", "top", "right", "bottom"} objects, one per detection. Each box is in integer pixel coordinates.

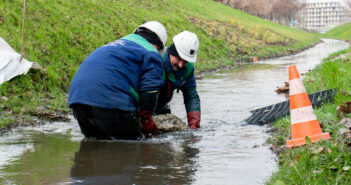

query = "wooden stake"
[{"left": 20, "top": 0, "right": 26, "bottom": 62}]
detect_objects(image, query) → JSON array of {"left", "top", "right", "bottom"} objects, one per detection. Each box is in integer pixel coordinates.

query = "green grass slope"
[
  {"left": 0, "top": 0, "right": 319, "bottom": 128},
  {"left": 323, "top": 22, "right": 351, "bottom": 41}
]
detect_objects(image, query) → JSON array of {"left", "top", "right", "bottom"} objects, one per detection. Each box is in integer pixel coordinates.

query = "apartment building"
[{"left": 301, "top": 0, "right": 350, "bottom": 32}]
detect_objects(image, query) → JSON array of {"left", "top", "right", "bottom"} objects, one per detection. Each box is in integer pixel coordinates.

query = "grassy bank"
[
  {"left": 0, "top": 0, "right": 319, "bottom": 129},
  {"left": 323, "top": 22, "right": 351, "bottom": 41},
  {"left": 267, "top": 25, "right": 351, "bottom": 184}
]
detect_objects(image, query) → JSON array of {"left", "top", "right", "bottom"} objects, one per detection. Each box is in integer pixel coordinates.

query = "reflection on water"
[
  {"left": 0, "top": 131, "right": 79, "bottom": 185},
  {"left": 70, "top": 139, "right": 199, "bottom": 185},
  {"left": 0, "top": 39, "right": 349, "bottom": 185}
]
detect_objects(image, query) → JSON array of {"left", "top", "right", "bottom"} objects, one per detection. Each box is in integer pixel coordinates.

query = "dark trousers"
[{"left": 71, "top": 104, "right": 143, "bottom": 140}]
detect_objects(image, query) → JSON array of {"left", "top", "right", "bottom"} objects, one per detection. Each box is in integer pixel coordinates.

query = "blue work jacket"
[{"left": 68, "top": 34, "right": 163, "bottom": 112}]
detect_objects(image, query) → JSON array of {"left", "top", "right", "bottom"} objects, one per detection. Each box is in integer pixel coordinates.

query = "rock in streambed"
[{"left": 153, "top": 114, "right": 187, "bottom": 133}]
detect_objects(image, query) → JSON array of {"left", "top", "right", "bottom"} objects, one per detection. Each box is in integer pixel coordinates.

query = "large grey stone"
[{"left": 153, "top": 114, "right": 187, "bottom": 133}]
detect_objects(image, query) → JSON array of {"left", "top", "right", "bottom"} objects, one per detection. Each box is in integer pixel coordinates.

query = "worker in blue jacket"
[
  {"left": 155, "top": 31, "right": 201, "bottom": 129},
  {"left": 68, "top": 21, "right": 167, "bottom": 140}
]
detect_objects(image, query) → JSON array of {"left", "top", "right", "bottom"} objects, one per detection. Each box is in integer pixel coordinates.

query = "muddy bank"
[{"left": 0, "top": 111, "right": 69, "bottom": 135}]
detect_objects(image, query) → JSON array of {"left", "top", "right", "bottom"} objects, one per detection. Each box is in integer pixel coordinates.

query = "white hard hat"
[
  {"left": 173, "top": 31, "right": 199, "bottom": 63},
  {"left": 136, "top": 21, "right": 167, "bottom": 53}
]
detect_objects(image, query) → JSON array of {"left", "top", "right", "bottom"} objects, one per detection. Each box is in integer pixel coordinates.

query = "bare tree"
[
  {"left": 271, "top": 0, "right": 305, "bottom": 25},
  {"left": 252, "top": 0, "right": 272, "bottom": 18},
  {"left": 214, "top": 0, "right": 306, "bottom": 25},
  {"left": 215, "top": 0, "right": 273, "bottom": 18}
]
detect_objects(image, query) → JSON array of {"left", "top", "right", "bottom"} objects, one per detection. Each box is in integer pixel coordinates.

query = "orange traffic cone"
[{"left": 286, "top": 65, "right": 331, "bottom": 148}]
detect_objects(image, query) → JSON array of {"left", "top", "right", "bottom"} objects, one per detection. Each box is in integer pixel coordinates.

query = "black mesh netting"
[{"left": 244, "top": 89, "right": 337, "bottom": 125}]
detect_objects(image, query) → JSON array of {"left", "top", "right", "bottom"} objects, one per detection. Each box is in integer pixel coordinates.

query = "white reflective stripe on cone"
[
  {"left": 289, "top": 78, "right": 306, "bottom": 95},
  {"left": 291, "top": 105, "right": 317, "bottom": 125}
]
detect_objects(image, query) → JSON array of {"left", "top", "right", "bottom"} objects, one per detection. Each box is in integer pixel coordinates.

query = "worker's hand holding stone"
[
  {"left": 139, "top": 90, "right": 159, "bottom": 136},
  {"left": 140, "top": 110, "right": 158, "bottom": 136}
]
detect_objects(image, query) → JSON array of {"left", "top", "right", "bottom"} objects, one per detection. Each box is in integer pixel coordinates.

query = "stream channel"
[{"left": 0, "top": 39, "right": 349, "bottom": 185}]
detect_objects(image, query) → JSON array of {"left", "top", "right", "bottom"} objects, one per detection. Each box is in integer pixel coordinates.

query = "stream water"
[{"left": 0, "top": 39, "right": 349, "bottom": 185}]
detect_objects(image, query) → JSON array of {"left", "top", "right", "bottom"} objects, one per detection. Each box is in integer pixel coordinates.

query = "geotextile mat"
[{"left": 244, "top": 89, "right": 337, "bottom": 125}]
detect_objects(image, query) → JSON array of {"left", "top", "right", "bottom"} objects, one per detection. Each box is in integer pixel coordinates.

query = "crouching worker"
[
  {"left": 68, "top": 21, "right": 167, "bottom": 140},
  {"left": 155, "top": 31, "right": 201, "bottom": 129}
]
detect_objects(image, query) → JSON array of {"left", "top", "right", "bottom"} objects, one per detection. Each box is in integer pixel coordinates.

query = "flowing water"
[{"left": 0, "top": 39, "right": 349, "bottom": 185}]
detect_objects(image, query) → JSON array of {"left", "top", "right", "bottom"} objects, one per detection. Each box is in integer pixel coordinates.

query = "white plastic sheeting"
[{"left": 0, "top": 37, "right": 33, "bottom": 85}]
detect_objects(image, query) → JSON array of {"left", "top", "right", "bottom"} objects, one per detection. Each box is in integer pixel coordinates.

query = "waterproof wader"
[{"left": 71, "top": 104, "right": 143, "bottom": 140}]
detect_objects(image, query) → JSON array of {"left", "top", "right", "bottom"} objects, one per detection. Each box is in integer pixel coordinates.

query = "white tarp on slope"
[{"left": 0, "top": 36, "right": 33, "bottom": 85}]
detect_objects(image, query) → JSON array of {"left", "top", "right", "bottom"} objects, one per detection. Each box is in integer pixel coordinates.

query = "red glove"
[
  {"left": 187, "top": 111, "right": 200, "bottom": 129},
  {"left": 140, "top": 110, "right": 157, "bottom": 135}
]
